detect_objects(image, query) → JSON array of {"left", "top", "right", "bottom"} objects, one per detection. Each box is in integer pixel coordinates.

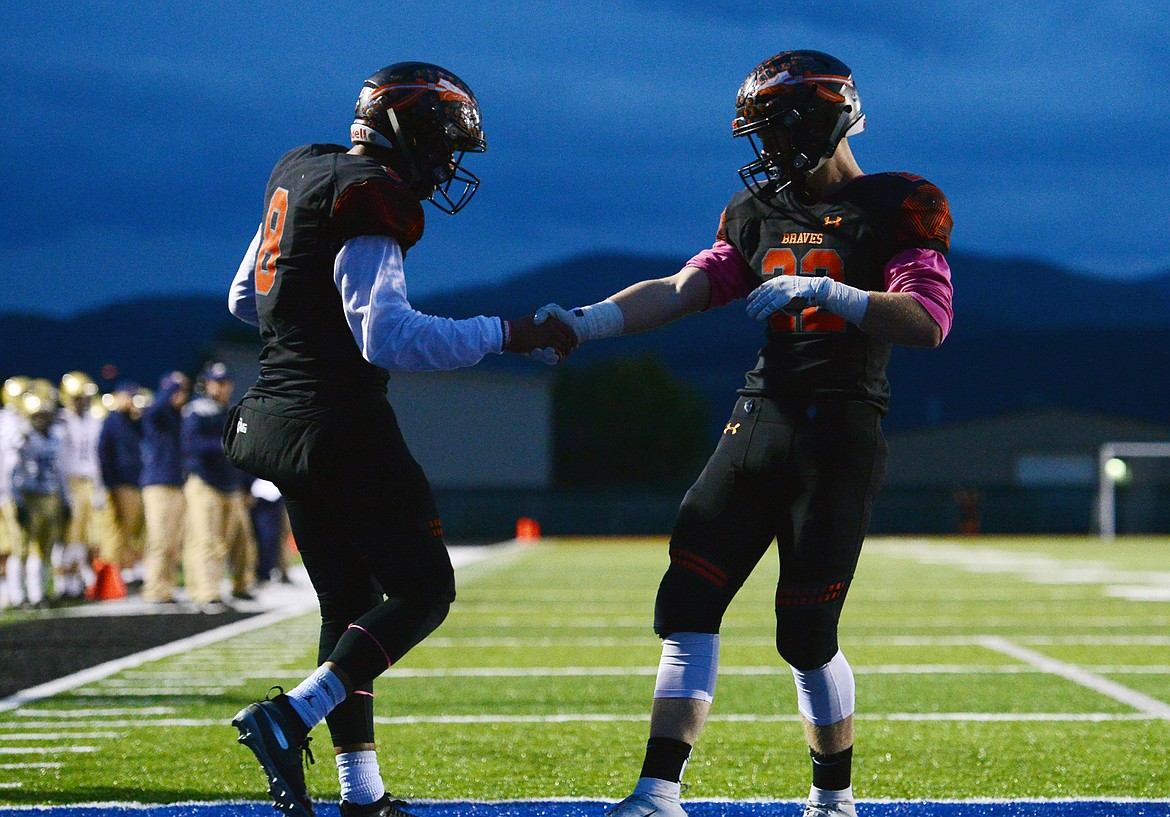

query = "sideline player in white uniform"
[
  {"left": 0, "top": 377, "right": 31, "bottom": 608},
  {"left": 56, "top": 371, "right": 103, "bottom": 599}
]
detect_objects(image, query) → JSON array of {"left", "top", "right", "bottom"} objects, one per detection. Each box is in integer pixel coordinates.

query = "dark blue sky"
[{"left": 3, "top": 2, "right": 1168, "bottom": 316}]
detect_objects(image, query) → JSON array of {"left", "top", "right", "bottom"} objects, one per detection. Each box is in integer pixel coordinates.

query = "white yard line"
[
  {"left": 0, "top": 762, "right": 63, "bottom": 769},
  {"left": 979, "top": 636, "right": 1170, "bottom": 719},
  {"left": 9, "top": 706, "right": 176, "bottom": 718},
  {"left": 0, "top": 746, "right": 97, "bottom": 754},
  {"left": 89, "top": 664, "right": 1170, "bottom": 686},
  {"left": 1, "top": 710, "right": 1160, "bottom": 730},
  {"left": 370, "top": 711, "right": 1161, "bottom": 725},
  {"left": 0, "top": 732, "right": 121, "bottom": 740},
  {"left": 408, "top": 634, "right": 1170, "bottom": 648}
]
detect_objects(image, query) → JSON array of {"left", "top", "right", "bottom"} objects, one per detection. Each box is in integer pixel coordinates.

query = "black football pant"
[
  {"left": 656, "top": 396, "right": 887, "bottom": 670},
  {"left": 228, "top": 395, "right": 455, "bottom": 746}
]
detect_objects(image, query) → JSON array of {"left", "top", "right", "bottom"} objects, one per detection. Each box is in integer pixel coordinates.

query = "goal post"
[{"left": 1097, "top": 441, "right": 1170, "bottom": 540}]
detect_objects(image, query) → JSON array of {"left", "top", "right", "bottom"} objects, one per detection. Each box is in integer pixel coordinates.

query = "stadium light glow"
[{"left": 1104, "top": 457, "right": 1130, "bottom": 484}]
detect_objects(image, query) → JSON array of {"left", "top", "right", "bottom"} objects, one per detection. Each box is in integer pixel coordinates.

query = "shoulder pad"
[
  {"left": 847, "top": 173, "right": 952, "bottom": 254},
  {"left": 333, "top": 167, "right": 425, "bottom": 252}
]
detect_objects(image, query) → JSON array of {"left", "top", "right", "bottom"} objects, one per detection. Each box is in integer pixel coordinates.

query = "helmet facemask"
[{"left": 381, "top": 107, "right": 485, "bottom": 214}]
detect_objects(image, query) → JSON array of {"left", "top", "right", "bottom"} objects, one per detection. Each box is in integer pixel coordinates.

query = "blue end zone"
[{"left": 3, "top": 802, "right": 1169, "bottom": 817}]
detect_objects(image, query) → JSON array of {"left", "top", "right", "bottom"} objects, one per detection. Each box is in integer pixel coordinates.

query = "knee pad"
[
  {"left": 653, "top": 632, "right": 720, "bottom": 703},
  {"left": 791, "top": 649, "right": 855, "bottom": 726},
  {"left": 653, "top": 555, "right": 734, "bottom": 637}
]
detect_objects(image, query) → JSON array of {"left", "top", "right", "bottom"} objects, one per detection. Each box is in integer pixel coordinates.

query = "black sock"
[
  {"left": 810, "top": 746, "right": 852, "bottom": 791},
  {"left": 639, "top": 737, "right": 693, "bottom": 783}
]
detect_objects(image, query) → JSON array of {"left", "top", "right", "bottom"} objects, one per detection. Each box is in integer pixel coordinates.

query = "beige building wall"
[{"left": 216, "top": 343, "right": 553, "bottom": 490}]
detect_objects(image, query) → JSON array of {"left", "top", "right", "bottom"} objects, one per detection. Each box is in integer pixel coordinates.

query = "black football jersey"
[
  {"left": 718, "top": 173, "right": 952, "bottom": 413},
  {"left": 247, "top": 144, "right": 425, "bottom": 406}
]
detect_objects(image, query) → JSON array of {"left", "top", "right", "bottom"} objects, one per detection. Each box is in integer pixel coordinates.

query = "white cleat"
[
  {"left": 804, "top": 801, "right": 857, "bottom": 817},
  {"left": 605, "top": 792, "right": 688, "bottom": 817}
]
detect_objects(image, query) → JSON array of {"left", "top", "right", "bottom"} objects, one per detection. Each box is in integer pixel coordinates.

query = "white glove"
[
  {"left": 527, "top": 347, "right": 561, "bottom": 365},
  {"left": 526, "top": 304, "right": 579, "bottom": 365},
  {"left": 745, "top": 275, "right": 869, "bottom": 325},
  {"left": 534, "top": 301, "right": 624, "bottom": 342}
]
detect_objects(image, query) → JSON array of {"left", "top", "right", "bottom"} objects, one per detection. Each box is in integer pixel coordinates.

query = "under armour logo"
[
  {"left": 236, "top": 417, "right": 248, "bottom": 434},
  {"left": 824, "top": 216, "right": 842, "bottom": 227},
  {"left": 723, "top": 422, "right": 741, "bottom": 435}
]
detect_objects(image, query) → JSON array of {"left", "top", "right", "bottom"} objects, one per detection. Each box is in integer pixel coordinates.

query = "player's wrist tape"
[
  {"left": 571, "top": 300, "right": 624, "bottom": 341},
  {"left": 820, "top": 279, "right": 869, "bottom": 325}
]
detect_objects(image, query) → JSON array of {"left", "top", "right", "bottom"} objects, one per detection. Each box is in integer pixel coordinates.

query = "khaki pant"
[
  {"left": 101, "top": 485, "right": 144, "bottom": 568},
  {"left": 15, "top": 492, "right": 65, "bottom": 562},
  {"left": 226, "top": 489, "right": 258, "bottom": 595},
  {"left": 65, "top": 476, "right": 99, "bottom": 548},
  {"left": 182, "top": 476, "right": 230, "bottom": 603},
  {"left": 142, "top": 484, "right": 185, "bottom": 602}
]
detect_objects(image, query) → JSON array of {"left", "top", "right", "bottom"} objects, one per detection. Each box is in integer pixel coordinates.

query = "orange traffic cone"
[
  {"left": 515, "top": 517, "right": 541, "bottom": 541},
  {"left": 86, "top": 559, "right": 127, "bottom": 601}
]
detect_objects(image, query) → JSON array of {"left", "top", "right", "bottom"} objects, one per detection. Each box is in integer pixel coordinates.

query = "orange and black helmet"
[
  {"left": 351, "top": 62, "right": 486, "bottom": 214},
  {"left": 733, "top": 50, "right": 865, "bottom": 197}
]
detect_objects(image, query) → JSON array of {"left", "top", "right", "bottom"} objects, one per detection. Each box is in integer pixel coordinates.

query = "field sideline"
[{"left": 0, "top": 535, "right": 1167, "bottom": 815}]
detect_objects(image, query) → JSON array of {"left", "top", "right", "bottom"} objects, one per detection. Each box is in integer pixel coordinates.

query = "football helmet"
[
  {"left": 350, "top": 61, "right": 486, "bottom": 214},
  {"left": 22, "top": 378, "right": 59, "bottom": 417},
  {"left": 2, "top": 376, "right": 30, "bottom": 409},
  {"left": 733, "top": 50, "right": 864, "bottom": 199},
  {"left": 60, "top": 370, "right": 98, "bottom": 408}
]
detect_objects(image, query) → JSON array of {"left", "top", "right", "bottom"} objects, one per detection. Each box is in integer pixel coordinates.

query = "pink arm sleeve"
[
  {"left": 884, "top": 247, "right": 954, "bottom": 340},
  {"left": 686, "top": 240, "right": 758, "bottom": 310}
]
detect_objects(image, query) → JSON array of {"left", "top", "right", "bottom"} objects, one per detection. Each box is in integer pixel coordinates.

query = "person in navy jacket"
[
  {"left": 97, "top": 381, "right": 144, "bottom": 576},
  {"left": 140, "top": 371, "right": 191, "bottom": 603}
]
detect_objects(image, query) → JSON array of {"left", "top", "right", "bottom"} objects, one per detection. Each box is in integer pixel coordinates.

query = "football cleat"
[
  {"left": 232, "top": 688, "right": 316, "bottom": 817},
  {"left": 803, "top": 801, "right": 857, "bottom": 817},
  {"left": 339, "top": 794, "right": 419, "bottom": 817},
  {"left": 605, "top": 792, "right": 689, "bottom": 817}
]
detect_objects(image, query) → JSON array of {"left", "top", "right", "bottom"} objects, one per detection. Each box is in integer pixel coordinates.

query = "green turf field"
[{"left": 1, "top": 535, "right": 1168, "bottom": 804}]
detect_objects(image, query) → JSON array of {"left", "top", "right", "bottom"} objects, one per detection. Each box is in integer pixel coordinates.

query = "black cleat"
[
  {"left": 232, "top": 689, "right": 316, "bottom": 817},
  {"left": 340, "top": 794, "right": 420, "bottom": 817}
]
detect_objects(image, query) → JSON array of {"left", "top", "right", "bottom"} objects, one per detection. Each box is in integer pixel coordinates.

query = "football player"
[
  {"left": 11, "top": 384, "right": 70, "bottom": 608},
  {"left": 225, "top": 62, "right": 577, "bottom": 817},
  {"left": 537, "top": 51, "right": 953, "bottom": 817},
  {"left": 0, "top": 377, "right": 32, "bottom": 608},
  {"left": 57, "top": 371, "right": 103, "bottom": 600}
]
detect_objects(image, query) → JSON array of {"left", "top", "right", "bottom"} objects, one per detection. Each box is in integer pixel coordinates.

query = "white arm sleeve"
[
  {"left": 334, "top": 235, "right": 505, "bottom": 371},
  {"left": 228, "top": 225, "right": 262, "bottom": 327}
]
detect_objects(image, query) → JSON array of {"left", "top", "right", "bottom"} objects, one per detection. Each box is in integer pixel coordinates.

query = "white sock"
[
  {"left": 632, "top": 776, "right": 681, "bottom": 800},
  {"left": 285, "top": 665, "right": 347, "bottom": 729},
  {"left": 809, "top": 784, "right": 853, "bottom": 805},
  {"left": 6, "top": 556, "right": 24, "bottom": 607},
  {"left": 337, "top": 750, "right": 385, "bottom": 806},
  {"left": 26, "top": 556, "right": 44, "bottom": 605}
]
